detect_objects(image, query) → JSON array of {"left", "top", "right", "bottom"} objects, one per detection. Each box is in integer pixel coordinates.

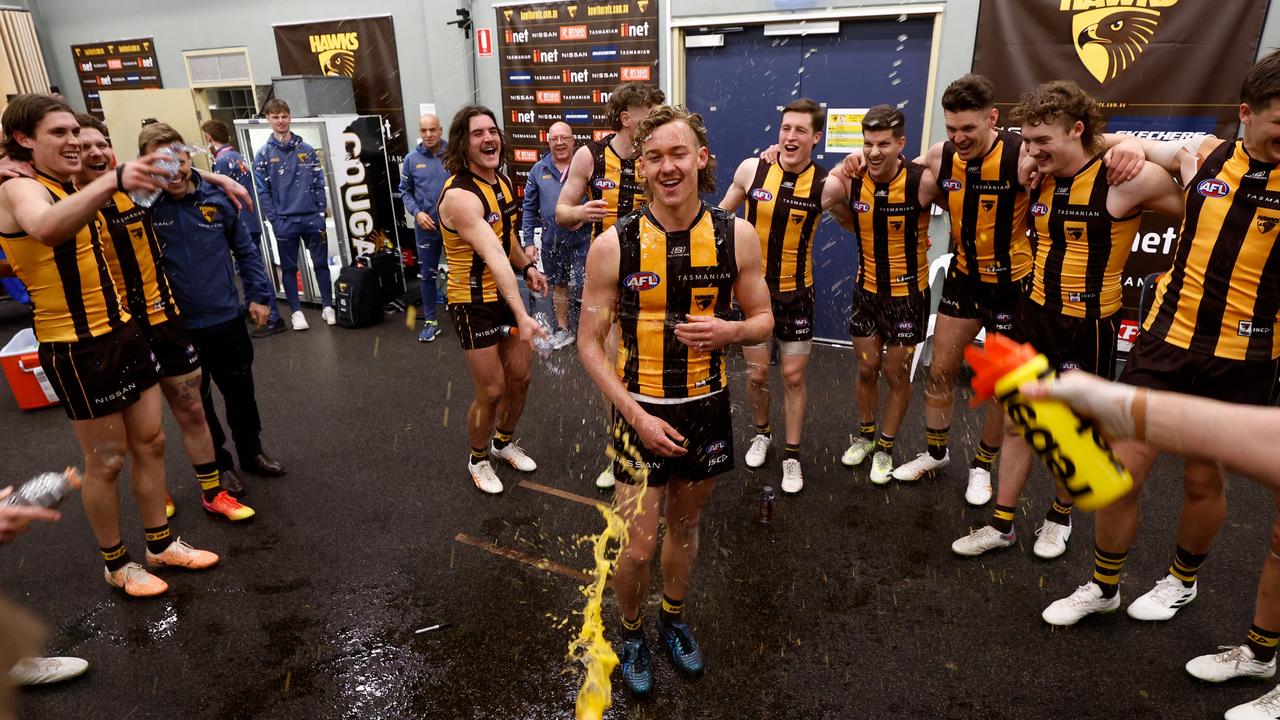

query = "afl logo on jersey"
[
  {"left": 1197, "top": 179, "right": 1230, "bottom": 199},
  {"left": 593, "top": 178, "right": 618, "bottom": 190},
  {"left": 853, "top": 201, "right": 872, "bottom": 213},
  {"left": 750, "top": 188, "right": 773, "bottom": 202},
  {"left": 623, "top": 271, "right": 661, "bottom": 291},
  {"left": 941, "top": 178, "right": 963, "bottom": 192},
  {"left": 485, "top": 212, "right": 501, "bottom": 224},
  {"left": 1031, "top": 202, "right": 1050, "bottom": 217}
]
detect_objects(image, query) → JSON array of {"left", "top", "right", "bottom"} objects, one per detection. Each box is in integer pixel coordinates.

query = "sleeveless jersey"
[
  {"left": 586, "top": 133, "right": 646, "bottom": 240},
  {"left": 937, "top": 129, "right": 1032, "bottom": 284},
  {"left": 616, "top": 203, "right": 737, "bottom": 400},
  {"left": 100, "top": 191, "right": 179, "bottom": 326},
  {"left": 744, "top": 160, "right": 826, "bottom": 293},
  {"left": 441, "top": 171, "right": 518, "bottom": 305},
  {"left": 851, "top": 159, "right": 931, "bottom": 297}
]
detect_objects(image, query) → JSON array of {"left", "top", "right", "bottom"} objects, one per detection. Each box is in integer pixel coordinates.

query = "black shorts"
[
  {"left": 1119, "top": 331, "right": 1280, "bottom": 405},
  {"left": 1016, "top": 299, "right": 1119, "bottom": 378},
  {"left": 849, "top": 286, "right": 930, "bottom": 346},
  {"left": 770, "top": 287, "right": 815, "bottom": 342},
  {"left": 38, "top": 321, "right": 161, "bottom": 421},
  {"left": 938, "top": 257, "right": 1030, "bottom": 337},
  {"left": 137, "top": 319, "right": 201, "bottom": 377},
  {"left": 448, "top": 301, "right": 517, "bottom": 351},
  {"left": 611, "top": 391, "right": 734, "bottom": 487}
]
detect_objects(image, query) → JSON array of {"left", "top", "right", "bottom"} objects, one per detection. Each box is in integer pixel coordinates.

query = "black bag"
[
  {"left": 367, "top": 250, "right": 404, "bottom": 306},
  {"left": 334, "top": 264, "right": 384, "bottom": 328}
]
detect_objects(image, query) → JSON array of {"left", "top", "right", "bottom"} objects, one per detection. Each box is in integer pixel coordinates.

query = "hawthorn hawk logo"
[{"left": 1064, "top": 0, "right": 1175, "bottom": 84}]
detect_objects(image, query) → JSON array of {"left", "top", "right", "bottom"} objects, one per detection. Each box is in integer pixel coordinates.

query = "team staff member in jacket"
[
  {"left": 253, "top": 98, "right": 333, "bottom": 331},
  {"left": 142, "top": 124, "right": 288, "bottom": 482},
  {"left": 399, "top": 113, "right": 449, "bottom": 342},
  {"left": 203, "top": 118, "right": 285, "bottom": 337}
]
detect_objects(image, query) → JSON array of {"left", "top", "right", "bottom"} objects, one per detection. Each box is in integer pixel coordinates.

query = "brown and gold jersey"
[
  {"left": 100, "top": 191, "right": 179, "bottom": 326},
  {"left": 442, "top": 170, "right": 518, "bottom": 305},
  {"left": 744, "top": 160, "right": 826, "bottom": 293},
  {"left": 851, "top": 159, "right": 931, "bottom": 297},
  {"left": 1028, "top": 156, "right": 1141, "bottom": 319},
  {"left": 587, "top": 133, "right": 646, "bottom": 240},
  {"left": 616, "top": 203, "right": 737, "bottom": 400},
  {"left": 937, "top": 129, "right": 1032, "bottom": 284},
  {"left": 1145, "top": 139, "right": 1280, "bottom": 361},
  {"left": 0, "top": 173, "right": 129, "bottom": 343}
]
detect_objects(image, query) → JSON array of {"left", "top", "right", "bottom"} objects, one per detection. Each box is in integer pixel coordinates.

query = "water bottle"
[
  {"left": 965, "top": 334, "right": 1132, "bottom": 511},
  {"left": 498, "top": 321, "right": 553, "bottom": 358},
  {"left": 3, "top": 468, "right": 82, "bottom": 509},
  {"left": 758, "top": 486, "right": 775, "bottom": 525},
  {"left": 532, "top": 312, "right": 554, "bottom": 359},
  {"left": 128, "top": 146, "right": 181, "bottom": 208}
]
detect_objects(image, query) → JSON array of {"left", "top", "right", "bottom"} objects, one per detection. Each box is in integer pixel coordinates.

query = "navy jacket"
[
  {"left": 522, "top": 152, "right": 588, "bottom": 248},
  {"left": 398, "top": 140, "right": 449, "bottom": 226},
  {"left": 252, "top": 132, "right": 327, "bottom": 236},
  {"left": 211, "top": 143, "right": 260, "bottom": 231},
  {"left": 151, "top": 173, "right": 273, "bottom": 330}
]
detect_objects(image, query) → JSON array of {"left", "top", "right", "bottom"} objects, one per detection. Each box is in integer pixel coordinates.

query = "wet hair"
[
  {"left": 632, "top": 105, "right": 717, "bottom": 194},
  {"left": 262, "top": 98, "right": 290, "bottom": 116},
  {"left": 75, "top": 113, "right": 110, "bottom": 140},
  {"left": 606, "top": 82, "right": 665, "bottom": 131},
  {"left": 1010, "top": 80, "right": 1106, "bottom": 154},
  {"left": 1, "top": 93, "right": 74, "bottom": 161},
  {"left": 137, "top": 122, "right": 186, "bottom": 156},
  {"left": 941, "top": 74, "right": 995, "bottom": 113},
  {"left": 862, "top": 104, "right": 906, "bottom": 139},
  {"left": 1242, "top": 49, "right": 1280, "bottom": 109},
  {"left": 201, "top": 118, "right": 232, "bottom": 144},
  {"left": 444, "top": 105, "right": 510, "bottom": 175},
  {"left": 781, "top": 98, "right": 825, "bottom": 133}
]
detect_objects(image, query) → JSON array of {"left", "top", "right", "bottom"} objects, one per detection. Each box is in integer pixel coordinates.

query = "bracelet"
[
  {"left": 520, "top": 263, "right": 535, "bottom": 278},
  {"left": 115, "top": 163, "right": 126, "bottom": 193}
]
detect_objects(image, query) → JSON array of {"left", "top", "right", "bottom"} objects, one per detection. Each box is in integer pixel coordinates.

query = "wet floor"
[{"left": 0, "top": 300, "right": 1275, "bottom": 720}]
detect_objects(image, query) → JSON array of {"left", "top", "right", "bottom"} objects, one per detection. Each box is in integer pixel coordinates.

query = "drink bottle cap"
[
  {"left": 63, "top": 467, "right": 83, "bottom": 490},
  {"left": 964, "top": 333, "right": 1039, "bottom": 407}
]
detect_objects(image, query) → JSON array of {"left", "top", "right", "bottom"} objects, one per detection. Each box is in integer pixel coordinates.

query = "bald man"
[
  {"left": 521, "top": 121, "right": 588, "bottom": 348},
  {"left": 400, "top": 113, "right": 450, "bottom": 342}
]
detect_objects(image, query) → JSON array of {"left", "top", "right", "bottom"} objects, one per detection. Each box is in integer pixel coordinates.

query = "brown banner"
[
  {"left": 273, "top": 15, "right": 408, "bottom": 171},
  {"left": 972, "top": 0, "right": 1268, "bottom": 343},
  {"left": 497, "top": 0, "right": 659, "bottom": 200},
  {"left": 70, "top": 37, "right": 162, "bottom": 119}
]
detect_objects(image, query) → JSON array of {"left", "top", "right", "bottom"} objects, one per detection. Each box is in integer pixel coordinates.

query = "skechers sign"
[
  {"left": 624, "top": 271, "right": 660, "bottom": 291},
  {"left": 1197, "top": 179, "right": 1230, "bottom": 198}
]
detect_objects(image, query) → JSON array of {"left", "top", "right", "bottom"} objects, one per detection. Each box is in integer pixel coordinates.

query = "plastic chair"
[{"left": 910, "top": 252, "right": 954, "bottom": 381}]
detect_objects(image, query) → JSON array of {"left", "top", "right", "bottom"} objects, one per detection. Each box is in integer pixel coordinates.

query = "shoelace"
[
  {"left": 1070, "top": 584, "right": 1102, "bottom": 606},
  {"left": 1253, "top": 685, "right": 1280, "bottom": 711},
  {"left": 665, "top": 623, "right": 697, "bottom": 656},
  {"left": 751, "top": 436, "right": 770, "bottom": 453},
  {"left": 1150, "top": 578, "right": 1188, "bottom": 602}
]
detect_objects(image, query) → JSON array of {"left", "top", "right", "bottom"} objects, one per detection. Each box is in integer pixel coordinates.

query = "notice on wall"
[
  {"left": 497, "top": 0, "right": 660, "bottom": 197},
  {"left": 824, "top": 108, "right": 869, "bottom": 154},
  {"left": 70, "top": 37, "right": 162, "bottom": 118}
]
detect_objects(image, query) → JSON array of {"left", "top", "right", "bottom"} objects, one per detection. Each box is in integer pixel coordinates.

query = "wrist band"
[
  {"left": 1132, "top": 387, "right": 1149, "bottom": 442},
  {"left": 115, "top": 163, "right": 126, "bottom": 193},
  {"left": 520, "top": 263, "right": 535, "bottom": 278}
]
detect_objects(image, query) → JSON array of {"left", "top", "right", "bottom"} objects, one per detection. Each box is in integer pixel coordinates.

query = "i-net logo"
[
  {"left": 562, "top": 68, "right": 589, "bottom": 83},
  {"left": 620, "top": 21, "right": 650, "bottom": 38},
  {"left": 560, "top": 25, "right": 587, "bottom": 41},
  {"left": 532, "top": 48, "right": 559, "bottom": 63},
  {"left": 504, "top": 28, "right": 530, "bottom": 44}
]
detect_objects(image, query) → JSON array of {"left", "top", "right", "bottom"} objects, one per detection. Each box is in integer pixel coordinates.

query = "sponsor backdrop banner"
[
  {"left": 70, "top": 38, "right": 162, "bottom": 118},
  {"left": 497, "top": 0, "right": 659, "bottom": 202},
  {"left": 972, "top": 0, "right": 1268, "bottom": 346},
  {"left": 273, "top": 16, "right": 408, "bottom": 172}
]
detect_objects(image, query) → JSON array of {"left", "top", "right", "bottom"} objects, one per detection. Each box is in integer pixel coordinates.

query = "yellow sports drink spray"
[{"left": 965, "top": 334, "right": 1132, "bottom": 511}]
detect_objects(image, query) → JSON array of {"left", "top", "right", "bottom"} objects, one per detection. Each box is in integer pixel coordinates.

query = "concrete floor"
[{"left": 0, "top": 298, "right": 1275, "bottom": 720}]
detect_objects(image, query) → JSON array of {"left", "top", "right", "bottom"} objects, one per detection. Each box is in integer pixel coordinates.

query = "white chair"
[{"left": 910, "top": 252, "right": 955, "bottom": 381}]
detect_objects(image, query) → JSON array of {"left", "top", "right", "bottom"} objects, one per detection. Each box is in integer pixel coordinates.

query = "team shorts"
[
  {"left": 938, "top": 257, "right": 1030, "bottom": 338},
  {"left": 1016, "top": 298, "right": 1119, "bottom": 378},
  {"left": 849, "top": 286, "right": 930, "bottom": 346},
  {"left": 1119, "top": 331, "right": 1280, "bottom": 405},
  {"left": 611, "top": 391, "right": 734, "bottom": 487},
  {"left": 137, "top": 319, "right": 201, "bottom": 377},
  {"left": 448, "top": 301, "right": 517, "bottom": 351},
  {"left": 38, "top": 321, "right": 161, "bottom": 421},
  {"left": 768, "top": 287, "right": 815, "bottom": 343}
]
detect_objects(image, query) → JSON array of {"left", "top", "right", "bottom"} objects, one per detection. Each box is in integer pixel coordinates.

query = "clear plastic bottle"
[
  {"left": 3, "top": 468, "right": 82, "bottom": 509},
  {"left": 128, "top": 146, "right": 181, "bottom": 208},
  {"left": 758, "top": 486, "right": 775, "bottom": 525}
]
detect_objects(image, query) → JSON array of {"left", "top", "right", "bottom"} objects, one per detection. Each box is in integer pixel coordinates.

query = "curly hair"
[
  {"left": 606, "top": 82, "right": 665, "bottom": 131},
  {"left": 632, "top": 105, "right": 717, "bottom": 194},
  {"left": 1010, "top": 81, "right": 1106, "bottom": 155},
  {"left": 444, "top": 105, "right": 510, "bottom": 176}
]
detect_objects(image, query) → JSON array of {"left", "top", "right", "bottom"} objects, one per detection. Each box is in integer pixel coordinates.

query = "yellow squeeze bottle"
[{"left": 965, "top": 334, "right": 1132, "bottom": 511}]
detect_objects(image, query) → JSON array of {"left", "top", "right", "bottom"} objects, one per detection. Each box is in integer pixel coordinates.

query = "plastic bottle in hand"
[
  {"left": 3, "top": 468, "right": 83, "bottom": 509},
  {"left": 965, "top": 334, "right": 1132, "bottom": 511},
  {"left": 498, "top": 320, "right": 553, "bottom": 359},
  {"left": 128, "top": 146, "right": 181, "bottom": 208}
]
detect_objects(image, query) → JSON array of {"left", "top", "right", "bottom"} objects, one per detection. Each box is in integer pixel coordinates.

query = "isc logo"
[
  {"left": 624, "top": 271, "right": 660, "bottom": 291},
  {"left": 1197, "top": 179, "right": 1230, "bottom": 198},
  {"left": 593, "top": 178, "right": 618, "bottom": 190},
  {"left": 853, "top": 201, "right": 871, "bottom": 213},
  {"left": 750, "top": 188, "right": 773, "bottom": 202},
  {"left": 941, "top": 178, "right": 963, "bottom": 191},
  {"left": 1031, "top": 202, "right": 1050, "bottom": 217}
]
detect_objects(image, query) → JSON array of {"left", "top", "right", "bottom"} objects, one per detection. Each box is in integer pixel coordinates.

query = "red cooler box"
[{"left": 1, "top": 328, "right": 59, "bottom": 411}]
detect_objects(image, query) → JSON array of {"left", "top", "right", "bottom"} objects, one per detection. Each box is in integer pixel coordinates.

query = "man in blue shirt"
[
  {"left": 202, "top": 118, "right": 285, "bottom": 337},
  {"left": 521, "top": 121, "right": 587, "bottom": 349},
  {"left": 253, "top": 98, "right": 332, "bottom": 331},
  {"left": 142, "top": 124, "right": 288, "bottom": 482},
  {"left": 398, "top": 113, "right": 449, "bottom": 342}
]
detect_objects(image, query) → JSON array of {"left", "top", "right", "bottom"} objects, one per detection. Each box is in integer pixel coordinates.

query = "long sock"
[
  {"left": 925, "top": 426, "right": 949, "bottom": 460},
  {"left": 878, "top": 434, "right": 895, "bottom": 459},
  {"left": 1092, "top": 547, "right": 1127, "bottom": 598},
  {"left": 860, "top": 422, "right": 876, "bottom": 441},
  {"left": 1045, "top": 499, "right": 1073, "bottom": 527},
  {"left": 621, "top": 613, "right": 644, "bottom": 640},
  {"left": 100, "top": 542, "right": 130, "bottom": 572},
  {"left": 990, "top": 504, "right": 1016, "bottom": 534},
  {"left": 144, "top": 524, "right": 173, "bottom": 555},
  {"left": 660, "top": 595, "right": 684, "bottom": 625},
  {"left": 493, "top": 427, "right": 515, "bottom": 451},
  {"left": 971, "top": 441, "right": 999, "bottom": 471},
  {"left": 756, "top": 423, "right": 772, "bottom": 438},
  {"left": 195, "top": 461, "right": 221, "bottom": 502},
  {"left": 784, "top": 443, "right": 800, "bottom": 461},
  {"left": 1247, "top": 624, "right": 1280, "bottom": 663},
  {"left": 1169, "top": 545, "right": 1208, "bottom": 588}
]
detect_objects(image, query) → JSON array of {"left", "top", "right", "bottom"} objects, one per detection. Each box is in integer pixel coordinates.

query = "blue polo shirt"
[{"left": 521, "top": 152, "right": 588, "bottom": 248}]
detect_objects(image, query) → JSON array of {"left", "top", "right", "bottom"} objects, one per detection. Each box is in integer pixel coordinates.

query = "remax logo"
[
  {"left": 560, "top": 25, "right": 588, "bottom": 40},
  {"left": 514, "top": 149, "right": 539, "bottom": 163},
  {"left": 593, "top": 178, "right": 618, "bottom": 190},
  {"left": 750, "top": 188, "right": 773, "bottom": 202},
  {"left": 941, "top": 178, "right": 963, "bottom": 191},
  {"left": 1197, "top": 179, "right": 1230, "bottom": 198},
  {"left": 624, "top": 271, "right": 660, "bottom": 291},
  {"left": 853, "top": 201, "right": 871, "bottom": 213},
  {"left": 1031, "top": 202, "right": 1050, "bottom": 217},
  {"left": 593, "top": 129, "right": 612, "bottom": 141},
  {"left": 536, "top": 90, "right": 562, "bottom": 104},
  {"left": 620, "top": 66, "right": 651, "bottom": 82}
]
